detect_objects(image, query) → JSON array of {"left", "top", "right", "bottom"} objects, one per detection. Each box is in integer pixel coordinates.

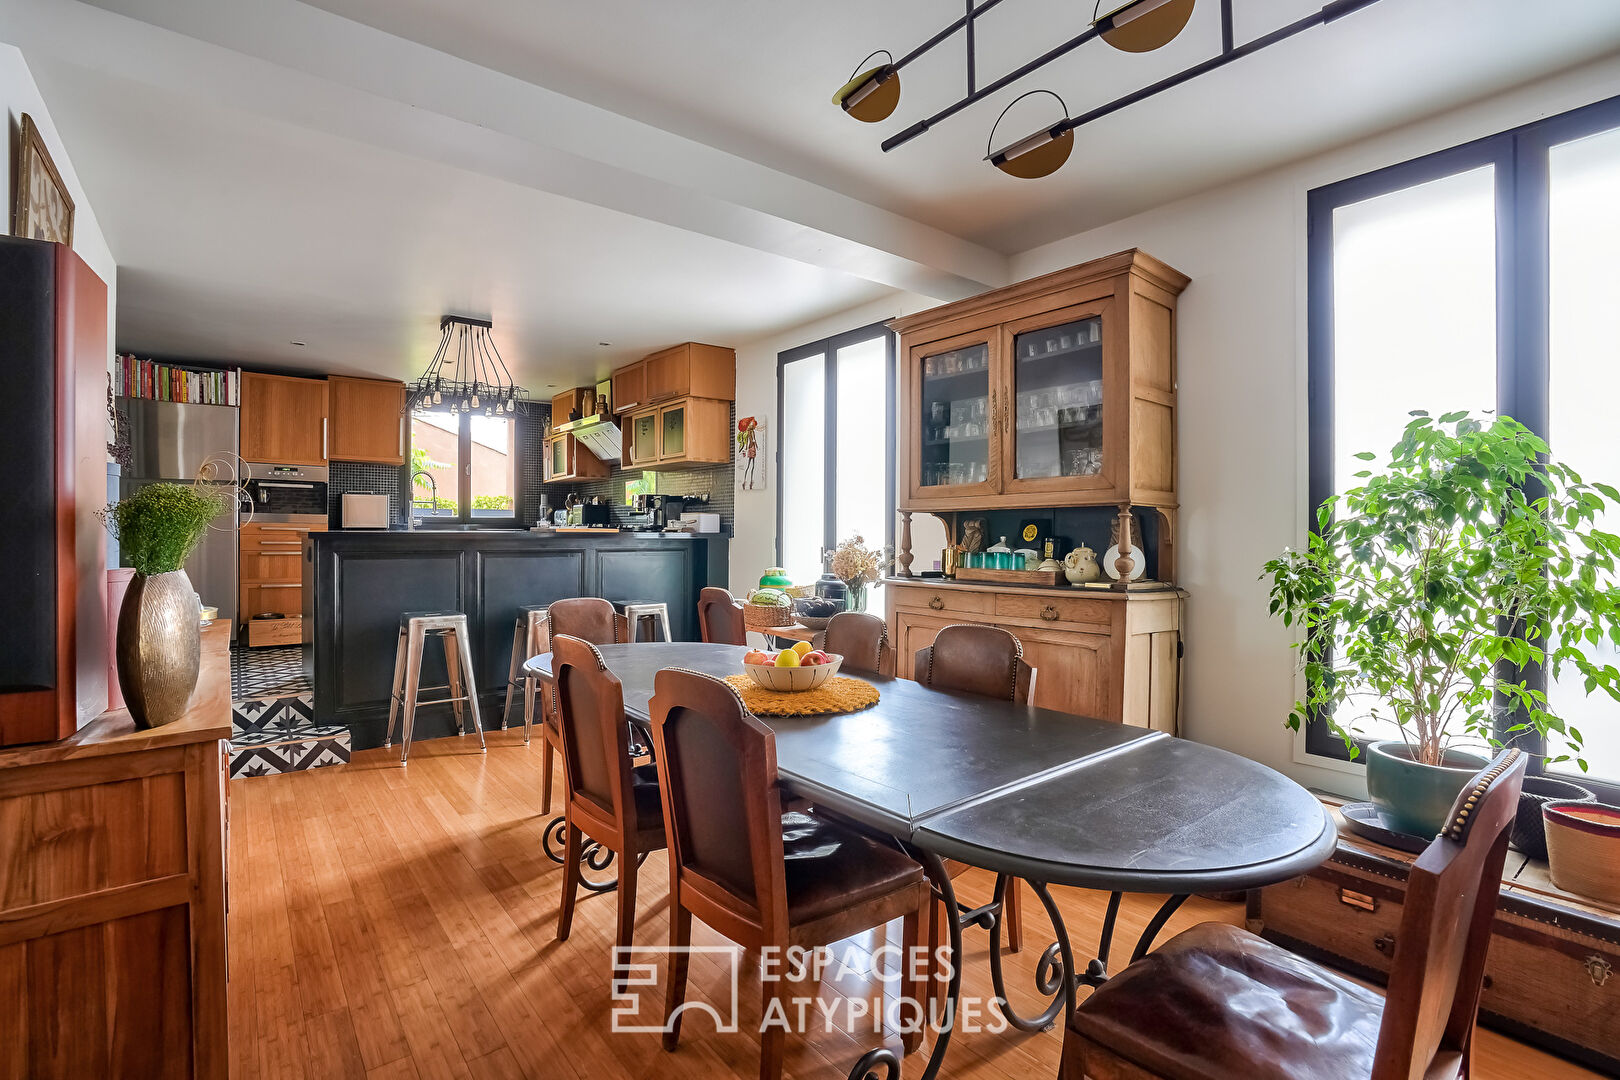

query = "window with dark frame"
[
  {"left": 409, "top": 409, "right": 519, "bottom": 526},
  {"left": 775, "top": 322, "right": 897, "bottom": 587},
  {"left": 1306, "top": 92, "right": 1620, "bottom": 802}
]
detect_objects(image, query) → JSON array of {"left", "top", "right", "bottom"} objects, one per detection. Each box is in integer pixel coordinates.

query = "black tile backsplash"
[{"left": 329, "top": 461, "right": 407, "bottom": 527}]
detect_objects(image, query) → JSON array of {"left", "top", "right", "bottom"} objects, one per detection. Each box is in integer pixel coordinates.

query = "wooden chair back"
[
  {"left": 913, "top": 624, "right": 1035, "bottom": 704},
  {"left": 546, "top": 597, "right": 627, "bottom": 647},
  {"left": 697, "top": 586, "right": 748, "bottom": 646},
  {"left": 822, "top": 611, "right": 893, "bottom": 677},
  {"left": 648, "top": 667, "right": 787, "bottom": 945},
  {"left": 552, "top": 634, "right": 642, "bottom": 847},
  {"left": 1372, "top": 747, "right": 1526, "bottom": 1080}
]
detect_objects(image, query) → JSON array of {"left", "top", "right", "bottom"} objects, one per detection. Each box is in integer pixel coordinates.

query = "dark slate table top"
[{"left": 527, "top": 642, "right": 1335, "bottom": 892}]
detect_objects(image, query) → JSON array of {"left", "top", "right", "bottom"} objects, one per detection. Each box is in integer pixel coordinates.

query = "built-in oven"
[{"left": 242, "top": 462, "right": 329, "bottom": 524}]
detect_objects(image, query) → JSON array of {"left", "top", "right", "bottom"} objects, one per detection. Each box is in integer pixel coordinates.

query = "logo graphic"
[{"left": 611, "top": 945, "right": 742, "bottom": 1035}]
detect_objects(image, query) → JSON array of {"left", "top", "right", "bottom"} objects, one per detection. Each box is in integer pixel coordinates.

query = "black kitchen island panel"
[{"left": 303, "top": 531, "right": 726, "bottom": 749}]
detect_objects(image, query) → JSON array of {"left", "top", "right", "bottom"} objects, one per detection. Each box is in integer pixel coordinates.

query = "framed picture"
[
  {"left": 736, "top": 416, "right": 766, "bottom": 491},
  {"left": 13, "top": 114, "right": 74, "bottom": 246}
]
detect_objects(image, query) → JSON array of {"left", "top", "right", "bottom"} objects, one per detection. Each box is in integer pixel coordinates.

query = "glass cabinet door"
[
  {"left": 661, "top": 404, "right": 686, "bottom": 458},
  {"left": 631, "top": 412, "right": 658, "bottom": 463},
  {"left": 917, "top": 341, "right": 992, "bottom": 491},
  {"left": 1011, "top": 316, "right": 1103, "bottom": 482},
  {"left": 551, "top": 437, "right": 569, "bottom": 478}
]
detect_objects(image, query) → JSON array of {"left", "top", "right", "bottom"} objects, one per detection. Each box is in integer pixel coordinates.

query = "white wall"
[
  {"left": 1007, "top": 52, "right": 1620, "bottom": 795},
  {"left": 730, "top": 290, "right": 946, "bottom": 594},
  {"left": 1, "top": 42, "right": 118, "bottom": 396}
]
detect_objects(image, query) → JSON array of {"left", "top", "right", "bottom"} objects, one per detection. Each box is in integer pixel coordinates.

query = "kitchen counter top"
[{"left": 324, "top": 527, "right": 723, "bottom": 540}]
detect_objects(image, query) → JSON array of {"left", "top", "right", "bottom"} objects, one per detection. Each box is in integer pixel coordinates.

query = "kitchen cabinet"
[
  {"left": 327, "top": 375, "right": 406, "bottom": 464},
  {"left": 612, "top": 361, "right": 647, "bottom": 415},
  {"left": 240, "top": 371, "right": 328, "bottom": 465},
  {"left": 620, "top": 396, "right": 730, "bottom": 470},
  {"left": 238, "top": 521, "right": 324, "bottom": 641},
  {"left": 625, "top": 342, "right": 736, "bottom": 407},
  {"left": 891, "top": 250, "right": 1186, "bottom": 513},
  {"left": 886, "top": 579, "right": 1180, "bottom": 731},
  {"left": 543, "top": 433, "right": 610, "bottom": 482}
]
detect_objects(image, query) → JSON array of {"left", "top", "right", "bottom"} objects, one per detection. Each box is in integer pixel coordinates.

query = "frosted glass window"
[
  {"left": 836, "top": 335, "right": 889, "bottom": 564},
  {"left": 1545, "top": 125, "right": 1620, "bottom": 781},
  {"left": 779, "top": 356, "right": 825, "bottom": 586},
  {"left": 1328, "top": 165, "right": 1498, "bottom": 746}
]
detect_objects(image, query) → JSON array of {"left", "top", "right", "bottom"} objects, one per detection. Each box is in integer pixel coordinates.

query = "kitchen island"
[{"left": 302, "top": 529, "right": 727, "bottom": 749}]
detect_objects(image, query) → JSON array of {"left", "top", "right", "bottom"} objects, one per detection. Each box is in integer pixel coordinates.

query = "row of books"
[{"left": 116, "top": 354, "right": 239, "bottom": 406}]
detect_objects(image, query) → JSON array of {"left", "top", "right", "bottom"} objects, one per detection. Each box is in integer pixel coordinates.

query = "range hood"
[{"left": 554, "top": 412, "right": 622, "bottom": 461}]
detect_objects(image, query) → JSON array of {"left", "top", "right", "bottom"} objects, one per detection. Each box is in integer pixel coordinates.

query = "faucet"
[{"left": 409, "top": 470, "right": 438, "bottom": 526}]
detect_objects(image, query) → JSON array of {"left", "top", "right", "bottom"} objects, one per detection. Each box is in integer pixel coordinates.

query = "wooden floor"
[{"left": 227, "top": 730, "right": 1602, "bottom": 1080}]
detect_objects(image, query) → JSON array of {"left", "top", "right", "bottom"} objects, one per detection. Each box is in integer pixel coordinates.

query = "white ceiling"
[{"left": 8, "top": 0, "right": 1620, "bottom": 385}]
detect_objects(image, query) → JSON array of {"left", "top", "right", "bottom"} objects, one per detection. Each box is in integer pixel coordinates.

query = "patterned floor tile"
[
  {"left": 230, "top": 645, "right": 310, "bottom": 699},
  {"left": 228, "top": 722, "right": 350, "bottom": 778}
]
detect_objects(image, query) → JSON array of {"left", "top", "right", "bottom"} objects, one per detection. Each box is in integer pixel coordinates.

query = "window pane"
[
  {"left": 1546, "top": 124, "right": 1620, "bottom": 782},
  {"left": 1329, "top": 165, "right": 1498, "bottom": 744},
  {"left": 835, "top": 335, "right": 889, "bottom": 562},
  {"left": 410, "top": 411, "right": 458, "bottom": 520},
  {"left": 468, "top": 414, "right": 515, "bottom": 518},
  {"left": 780, "top": 355, "right": 825, "bottom": 585}
]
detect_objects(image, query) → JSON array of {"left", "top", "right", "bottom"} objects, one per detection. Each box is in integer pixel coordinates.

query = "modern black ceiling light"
[
  {"left": 839, "top": 0, "right": 1387, "bottom": 179},
  {"left": 406, "top": 315, "right": 528, "bottom": 416}
]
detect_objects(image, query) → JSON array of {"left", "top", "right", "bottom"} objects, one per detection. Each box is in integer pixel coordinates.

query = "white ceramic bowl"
[{"left": 743, "top": 653, "right": 843, "bottom": 692}]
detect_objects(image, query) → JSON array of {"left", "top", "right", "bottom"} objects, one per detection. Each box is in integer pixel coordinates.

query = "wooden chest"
[{"left": 1253, "top": 800, "right": 1620, "bottom": 1075}]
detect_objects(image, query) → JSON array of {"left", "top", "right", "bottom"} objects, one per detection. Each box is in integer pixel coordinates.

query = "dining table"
[{"left": 526, "top": 641, "right": 1337, "bottom": 1080}]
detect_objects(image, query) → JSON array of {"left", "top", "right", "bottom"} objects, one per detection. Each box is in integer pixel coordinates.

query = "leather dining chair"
[
  {"left": 911, "top": 623, "right": 1035, "bottom": 961},
  {"left": 648, "top": 668, "right": 930, "bottom": 1080},
  {"left": 535, "top": 598, "right": 630, "bottom": 814},
  {"left": 1060, "top": 748, "right": 1527, "bottom": 1080},
  {"left": 550, "top": 635, "right": 667, "bottom": 987},
  {"left": 822, "top": 611, "right": 894, "bottom": 677},
  {"left": 697, "top": 586, "right": 748, "bottom": 646}
]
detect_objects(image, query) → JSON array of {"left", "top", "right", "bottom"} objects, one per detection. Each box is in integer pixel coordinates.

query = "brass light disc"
[
  {"left": 833, "top": 66, "right": 901, "bottom": 123},
  {"left": 994, "top": 129, "right": 1074, "bottom": 179},
  {"left": 1098, "top": 0, "right": 1195, "bottom": 53}
]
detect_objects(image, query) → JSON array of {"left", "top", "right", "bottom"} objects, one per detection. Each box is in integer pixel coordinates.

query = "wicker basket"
[{"left": 743, "top": 602, "right": 797, "bottom": 629}]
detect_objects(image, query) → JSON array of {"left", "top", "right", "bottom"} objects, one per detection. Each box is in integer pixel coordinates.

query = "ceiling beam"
[{"left": 3, "top": 0, "right": 1010, "bottom": 299}]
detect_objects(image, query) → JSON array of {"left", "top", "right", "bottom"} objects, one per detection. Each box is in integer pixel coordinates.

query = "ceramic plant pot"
[
  {"left": 1365, "top": 740, "right": 1488, "bottom": 839},
  {"left": 116, "top": 569, "right": 202, "bottom": 728},
  {"left": 1510, "top": 775, "right": 1595, "bottom": 860},
  {"left": 1543, "top": 801, "right": 1620, "bottom": 904}
]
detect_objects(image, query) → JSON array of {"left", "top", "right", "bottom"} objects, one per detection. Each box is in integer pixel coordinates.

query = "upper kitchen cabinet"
[
  {"left": 327, "top": 376, "right": 406, "bottom": 464},
  {"left": 240, "top": 371, "right": 329, "bottom": 465},
  {"left": 891, "top": 250, "right": 1187, "bottom": 512},
  {"left": 614, "top": 342, "right": 735, "bottom": 414},
  {"left": 621, "top": 396, "right": 730, "bottom": 470}
]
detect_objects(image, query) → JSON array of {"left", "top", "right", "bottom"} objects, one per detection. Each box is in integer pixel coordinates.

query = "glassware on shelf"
[
  {"left": 919, "top": 341, "right": 991, "bottom": 488},
  {"left": 1012, "top": 317, "right": 1103, "bottom": 481}
]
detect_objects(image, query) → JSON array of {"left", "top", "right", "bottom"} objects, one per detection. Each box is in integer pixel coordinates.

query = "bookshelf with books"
[{"left": 116, "top": 353, "right": 240, "bottom": 406}]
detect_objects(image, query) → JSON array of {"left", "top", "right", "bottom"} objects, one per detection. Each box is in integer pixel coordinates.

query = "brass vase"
[{"left": 116, "top": 569, "right": 202, "bottom": 728}]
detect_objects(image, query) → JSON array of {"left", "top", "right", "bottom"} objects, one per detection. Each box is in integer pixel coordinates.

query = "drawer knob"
[
  {"left": 1373, "top": 932, "right": 1396, "bottom": 957},
  {"left": 1040, "top": 605, "right": 1059, "bottom": 622},
  {"left": 928, "top": 596, "right": 944, "bottom": 611}
]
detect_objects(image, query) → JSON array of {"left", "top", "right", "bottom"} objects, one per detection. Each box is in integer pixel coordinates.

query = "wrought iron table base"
[{"left": 540, "top": 814, "right": 647, "bottom": 894}]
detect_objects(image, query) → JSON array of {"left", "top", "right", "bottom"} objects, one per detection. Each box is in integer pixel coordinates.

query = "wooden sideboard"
[
  {"left": 0, "top": 621, "right": 231, "bottom": 1079},
  {"left": 886, "top": 578, "right": 1182, "bottom": 731}
]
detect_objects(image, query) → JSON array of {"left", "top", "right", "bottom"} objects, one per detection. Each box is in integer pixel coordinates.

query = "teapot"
[{"left": 1063, "top": 545, "right": 1101, "bottom": 586}]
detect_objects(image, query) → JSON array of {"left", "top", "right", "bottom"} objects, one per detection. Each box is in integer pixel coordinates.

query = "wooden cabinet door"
[
  {"left": 997, "top": 299, "right": 1121, "bottom": 504},
  {"left": 326, "top": 376, "right": 406, "bottom": 464},
  {"left": 644, "top": 345, "right": 689, "bottom": 403},
  {"left": 892, "top": 611, "right": 951, "bottom": 680},
  {"left": 612, "top": 361, "right": 647, "bottom": 414},
  {"left": 903, "top": 330, "right": 1002, "bottom": 507},
  {"left": 627, "top": 409, "right": 659, "bottom": 466},
  {"left": 240, "top": 372, "right": 328, "bottom": 464},
  {"left": 1010, "top": 626, "right": 1114, "bottom": 720},
  {"left": 658, "top": 402, "right": 686, "bottom": 459}
]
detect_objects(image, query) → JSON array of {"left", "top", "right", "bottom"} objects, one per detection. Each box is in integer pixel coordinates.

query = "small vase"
[
  {"left": 845, "top": 584, "right": 868, "bottom": 612},
  {"left": 116, "top": 569, "right": 202, "bottom": 729}
]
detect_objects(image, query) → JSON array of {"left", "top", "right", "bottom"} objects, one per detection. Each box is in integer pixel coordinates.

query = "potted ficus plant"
[
  {"left": 104, "top": 482, "right": 232, "bottom": 728},
  {"left": 1266, "top": 412, "right": 1620, "bottom": 841}
]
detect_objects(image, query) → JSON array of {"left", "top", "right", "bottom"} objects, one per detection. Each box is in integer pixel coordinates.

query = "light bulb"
[
  {"left": 506, "top": 399, "right": 516, "bottom": 413},
  {"left": 432, "top": 390, "right": 442, "bottom": 405},
  {"left": 470, "top": 393, "right": 480, "bottom": 408}
]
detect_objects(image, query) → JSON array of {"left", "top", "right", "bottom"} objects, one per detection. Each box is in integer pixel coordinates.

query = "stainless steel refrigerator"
[{"left": 119, "top": 398, "right": 241, "bottom": 639}]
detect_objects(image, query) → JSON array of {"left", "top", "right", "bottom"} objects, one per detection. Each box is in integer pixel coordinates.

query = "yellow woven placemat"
[{"left": 723, "top": 674, "right": 880, "bottom": 716}]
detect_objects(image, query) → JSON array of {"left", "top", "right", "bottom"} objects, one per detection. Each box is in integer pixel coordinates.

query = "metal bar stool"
[
  {"left": 610, "top": 600, "right": 672, "bottom": 642},
  {"left": 384, "top": 610, "right": 486, "bottom": 765},
  {"left": 502, "top": 603, "right": 550, "bottom": 742}
]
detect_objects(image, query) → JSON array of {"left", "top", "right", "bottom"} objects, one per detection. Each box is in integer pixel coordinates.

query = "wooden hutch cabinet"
[{"left": 886, "top": 249, "right": 1189, "bottom": 730}]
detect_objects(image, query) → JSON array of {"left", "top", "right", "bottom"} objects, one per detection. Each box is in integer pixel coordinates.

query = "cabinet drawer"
[
  {"left": 240, "top": 548, "right": 303, "bottom": 582},
  {"left": 995, "top": 593, "right": 1112, "bottom": 627},
  {"left": 890, "top": 588, "right": 995, "bottom": 616},
  {"left": 240, "top": 523, "right": 322, "bottom": 543}
]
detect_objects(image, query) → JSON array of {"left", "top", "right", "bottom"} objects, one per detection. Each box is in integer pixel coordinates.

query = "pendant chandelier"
[
  {"left": 835, "top": 0, "right": 1384, "bottom": 180},
  {"left": 406, "top": 314, "right": 528, "bottom": 416}
]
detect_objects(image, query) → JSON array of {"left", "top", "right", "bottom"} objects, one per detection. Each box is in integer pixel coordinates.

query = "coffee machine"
[{"left": 634, "top": 494, "right": 687, "bottom": 530}]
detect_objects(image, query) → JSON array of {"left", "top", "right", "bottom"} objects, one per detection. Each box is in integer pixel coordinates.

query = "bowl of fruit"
[{"left": 742, "top": 641, "right": 843, "bottom": 692}]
